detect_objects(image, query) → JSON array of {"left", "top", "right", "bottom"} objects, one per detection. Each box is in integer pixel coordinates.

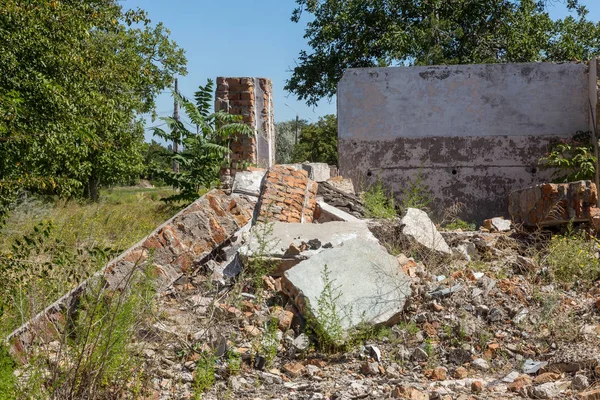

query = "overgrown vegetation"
[
  {"left": 443, "top": 219, "right": 477, "bottom": 231},
  {"left": 193, "top": 351, "right": 217, "bottom": 399},
  {"left": 0, "top": 344, "right": 16, "bottom": 400},
  {"left": 542, "top": 229, "right": 600, "bottom": 284},
  {"left": 290, "top": 114, "right": 338, "bottom": 165},
  {"left": 0, "top": 188, "right": 179, "bottom": 338},
  {"left": 399, "top": 172, "right": 433, "bottom": 213},
  {"left": 363, "top": 180, "right": 397, "bottom": 219},
  {"left": 539, "top": 130, "right": 596, "bottom": 183},
  {"left": 152, "top": 79, "right": 254, "bottom": 203},
  {"left": 11, "top": 262, "right": 156, "bottom": 399}
]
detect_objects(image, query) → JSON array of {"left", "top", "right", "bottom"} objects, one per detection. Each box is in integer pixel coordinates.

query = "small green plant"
[
  {"left": 0, "top": 344, "right": 16, "bottom": 400},
  {"left": 306, "top": 265, "right": 347, "bottom": 352},
  {"left": 243, "top": 222, "right": 278, "bottom": 298},
  {"left": 396, "top": 320, "right": 420, "bottom": 336},
  {"left": 193, "top": 351, "right": 217, "bottom": 398},
  {"left": 443, "top": 219, "right": 477, "bottom": 231},
  {"left": 539, "top": 131, "right": 596, "bottom": 183},
  {"left": 363, "top": 180, "right": 397, "bottom": 219},
  {"left": 543, "top": 230, "right": 600, "bottom": 283},
  {"left": 225, "top": 350, "right": 242, "bottom": 376},
  {"left": 255, "top": 318, "right": 279, "bottom": 368},
  {"left": 399, "top": 171, "right": 432, "bottom": 212}
]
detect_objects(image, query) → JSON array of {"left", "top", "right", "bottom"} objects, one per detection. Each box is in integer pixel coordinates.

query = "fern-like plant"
[{"left": 152, "top": 79, "right": 254, "bottom": 202}]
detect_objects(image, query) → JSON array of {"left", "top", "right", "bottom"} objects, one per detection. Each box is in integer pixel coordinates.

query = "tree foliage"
[
  {"left": 0, "top": 0, "right": 186, "bottom": 219},
  {"left": 275, "top": 118, "right": 308, "bottom": 164},
  {"left": 291, "top": 114, "right": 338, "bottom": 165},
  {"left": 152, "top": 80, "right": 254, "bottom": 203},
  {"left": 287, "top": 0, "right": 600, "bottom": 105}
]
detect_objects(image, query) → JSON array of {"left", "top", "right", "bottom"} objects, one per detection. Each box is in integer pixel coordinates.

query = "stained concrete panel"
[{"left": 338, "top": 63, "right": 591, "bottom": 221}]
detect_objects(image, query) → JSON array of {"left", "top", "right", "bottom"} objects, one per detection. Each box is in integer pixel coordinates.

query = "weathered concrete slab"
[
  {"left": 241, "top": 221, "right": 377, "bottom": 260},
  {"left": 315, "top": 200, "right": 363, "bottom": 223},
  {"left": 317, "top": 181, "right": 365, "bottom": 218},
  {"left": 401, "top": 208, "right": 452, "bottom": 255},
  {"left": 302, "top": 163, "right": 331, "bottom": 182},
  {"left": 232, "top": 170, "right": 266, "bottom": 197},
  {"left": 509, "top": 181, "right": 597, "bottom": 226},
  {"left": 282, "top": 239, "right": 411, "bottom": 333}
]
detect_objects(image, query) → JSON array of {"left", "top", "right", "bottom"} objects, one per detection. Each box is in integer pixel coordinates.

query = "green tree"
[
  {"left": 275, "top": 118, "right": 308, "bottom": 164},
  {"left": 291, "top": 114, "right": 338, "bottom": 165},
  {"left": 152, "top": 80, "right": 254, "bottom": 203},
  {"left": 286, "top": 0, "right": 600, "bottom": 106},
  {"left": 0, "top": 0, "right": 186, "bottom": 214}
]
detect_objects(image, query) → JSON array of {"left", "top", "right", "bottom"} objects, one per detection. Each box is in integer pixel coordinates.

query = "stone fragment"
[
  {"left": 244, "top": 325, "right": 261, "bottom": 337},
  {"left": 573, "top": 374, "right": 590, "bottom": 391},
  {"left": 523, "top": 359, "right": 548, "bottom": 374},
  {"left": 232, "top": 170, "right": 266, "bottom": 196},
  {"left": 483, "top": 217, "right": 512, "bottom": 232},
  {"left": 302, "top": 163, "right": 331, "bottom": 182},
  {"left": 471, "top": 358, "right": 490, "bottom": 371},
  {"left": 271, "top": 308, "right": 294, "bottom": 331},
  {"left": 325, "top": 176, "right": 355, "bottom": 195},
  {"left": 391, "top": 386, "right": 428, "bottom": 400},
  {"left": 401, "top": 208, "right": 452, "bottom": 255},
  {"left": 432, "top": 366, "right": 447, "bottom": 381},
  {"left": 453, "top": 367, "right": 468, "bottom": 379},
  {"left": 471, "top": 381, "right": 483, "bottom": 393},
  {"left": 412, "top": 347, "right": 429, "bottom": 362},
  {"left": 534, "top": 372, "right": 561, "bottom": 384},
  {"left": 529, "top": 382, "right": 562, "bottom": 399},
  {"left": 361, "top": 361, "right": 380, "bottom": 375},
  {"left": 293, "top": 334, "right": 310, "bottom": 352},
  {"left": 282, "top": 238, "right": 411, "bottom": 337},
  {"left": 282, "top": 362, "right": 305, "bottom": 378}
]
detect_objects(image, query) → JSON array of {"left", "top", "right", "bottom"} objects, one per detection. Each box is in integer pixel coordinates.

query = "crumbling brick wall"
[
  {"left": 257, "top": 165, "right": 318, "bottom": 223},
  {"left": 215, "top": 77, "right": 275, "bottom": 178}
]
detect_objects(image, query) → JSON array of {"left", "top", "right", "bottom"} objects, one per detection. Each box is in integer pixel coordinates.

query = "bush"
[
  {"left": 0, "top": 345, "right": 16, "bottom": 400},
  {"left": 399, "top": 171, "right": 432, "bottom": 212},
  {"left": 543, "top": 230, "right": 600, "bottom": 283},
  {"left": 363, "top": 180, "right": 397, "bottom": 219},
  {"left": 539, "top": 131, "right": 596, "bottom": 183}
]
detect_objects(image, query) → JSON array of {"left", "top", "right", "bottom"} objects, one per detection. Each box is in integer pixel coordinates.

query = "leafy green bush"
[
  {"left": 543, "top": 230, "right": 600, "bottom": 283},
  {"left": 363, "top": 180, "right": 397, "bottom": 219},
  {"left": 193, "top": 352, "right": 217, "bottom": 398},
  {"left": 539, "top": 131, "right": 596, "bottom": 183}
]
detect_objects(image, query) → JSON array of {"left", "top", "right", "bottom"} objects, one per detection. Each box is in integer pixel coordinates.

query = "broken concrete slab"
[
  {"left": 401, "top": 208, "right": 452, "bottom": 255},
  {"left": 317, "top": 181, "right": 365, "bottom": 218},
  {"left": 314, "top": 200, "right": 363, "bottom": 223},
  {"left": 301, "top": 163, "right": 331, "bottom": 182},
  {"left": 483, "top": 217, "right": 512, "bottom": 232},
  {"left": 232, "top": 170, "right": 266, "bottom": 197},
  {"left": 325, "top": 176, "right": 355, "bottom": 195},
  {"left": 282, "top": 238, "right": 411, "bottom": 335},
  {"left": 241, "top": 221, "right": 378, "bottom": 261}
]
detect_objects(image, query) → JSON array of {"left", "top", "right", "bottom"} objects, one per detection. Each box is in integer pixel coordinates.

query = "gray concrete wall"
[{"left": 338, "top": 62, "right": 592, "bottom": 222}]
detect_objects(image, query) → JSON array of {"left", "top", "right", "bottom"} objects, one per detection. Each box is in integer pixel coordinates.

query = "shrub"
[
  {"left": 543, "top": 230, "right": 600, "bottom": 283},
  {"left": 443, "top": 219, "right": 477, "bottom": 231},
  {"left": 399, "top": 171, "right": 432, "bottom": 212},
  {"left": 0, "top": 345, "right": 16, "bottom": 400},
  {"left": 363, "top": 180, "right": 397, "bottom": 219},
  {"left": 539, "top": 131, "right": 596, "bottom": 183},
  {"left": 193, "top": 352, "right": 217, "bottom": 398}
]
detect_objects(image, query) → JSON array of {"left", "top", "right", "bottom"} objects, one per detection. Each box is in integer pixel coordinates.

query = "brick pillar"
[{"left": 215, "top": 77, "right": 275, "bottom": 185}]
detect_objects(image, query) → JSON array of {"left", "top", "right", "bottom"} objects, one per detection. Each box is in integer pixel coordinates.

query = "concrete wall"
[{"left": 338, "top": 62, "right": 593, "bottom": 221}]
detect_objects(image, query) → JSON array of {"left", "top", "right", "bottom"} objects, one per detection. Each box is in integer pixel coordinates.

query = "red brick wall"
[{"left": 257, "top": 165, "right": 318, "bottom": 223}]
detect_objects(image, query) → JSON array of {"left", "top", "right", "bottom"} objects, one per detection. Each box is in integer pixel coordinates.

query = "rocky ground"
[{"left": 135, "top": 218, "right": 600, "bottom": 400}]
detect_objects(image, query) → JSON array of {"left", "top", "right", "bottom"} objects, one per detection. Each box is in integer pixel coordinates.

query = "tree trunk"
[{"left": 87, "top": 176, "right": 100, "bottom": 202}]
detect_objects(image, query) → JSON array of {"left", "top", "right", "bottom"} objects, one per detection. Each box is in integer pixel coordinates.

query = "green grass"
[{"left": 0, "top": 186, "right": 183, "bottom": 337}]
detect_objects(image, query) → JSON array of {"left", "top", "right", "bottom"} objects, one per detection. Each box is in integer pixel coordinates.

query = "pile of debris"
[{"left": 9, "top": 166, "right": 600, "bottom": 400}]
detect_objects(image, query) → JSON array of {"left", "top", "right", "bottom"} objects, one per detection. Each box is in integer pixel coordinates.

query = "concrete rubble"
[{"left": 9, "top": 165, "right": 600, "bottom": 400}]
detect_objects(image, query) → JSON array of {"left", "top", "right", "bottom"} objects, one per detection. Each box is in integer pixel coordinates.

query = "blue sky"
[{"left": 126, "top": 0, "right": 600, "bottom": 141}]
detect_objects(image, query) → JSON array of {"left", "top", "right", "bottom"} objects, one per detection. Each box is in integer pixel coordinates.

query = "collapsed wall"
[{"left": 338, "top": 62, "right": 598, "bottom": 222}]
